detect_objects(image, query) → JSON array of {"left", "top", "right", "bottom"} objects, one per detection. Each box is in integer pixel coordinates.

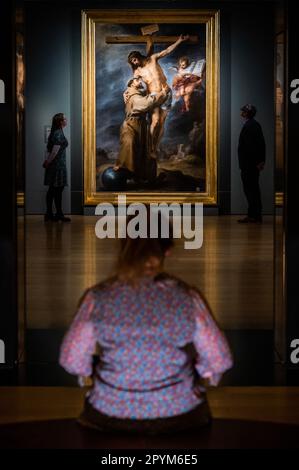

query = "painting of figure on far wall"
[
  {"left": 95, "top": 23, "right": 206, "bottom": 193},
  {"left": 82, "top": 10, "right": 219, "bottom": 205}
]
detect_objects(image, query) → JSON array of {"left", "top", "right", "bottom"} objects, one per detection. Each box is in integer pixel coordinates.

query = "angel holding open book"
[{"left": 171, "top": 56, "right": 205, "bottom": 112}]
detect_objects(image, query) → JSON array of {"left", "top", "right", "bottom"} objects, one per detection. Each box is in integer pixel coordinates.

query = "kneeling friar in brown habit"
[{"left": 114, "top": 76, "right": 168, "bottom": 183}]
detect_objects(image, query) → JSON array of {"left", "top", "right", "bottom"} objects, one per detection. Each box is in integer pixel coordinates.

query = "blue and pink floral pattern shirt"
[{"left": 59, "top": 274, "right": 233, "bottom": 419}]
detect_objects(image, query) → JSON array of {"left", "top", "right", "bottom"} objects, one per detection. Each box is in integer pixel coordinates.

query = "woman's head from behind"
[{"left": 116, "top": 209, "right": 174, "bottom": 284}]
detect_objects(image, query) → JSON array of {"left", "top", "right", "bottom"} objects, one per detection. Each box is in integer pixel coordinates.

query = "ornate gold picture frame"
[{"left": 82, "top": 9, "right": 219, "bottom": 205}]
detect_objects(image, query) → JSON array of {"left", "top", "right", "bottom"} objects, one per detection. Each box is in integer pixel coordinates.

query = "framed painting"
[{"left": 82, "top": 9, "right": 219, "bottom": 205}]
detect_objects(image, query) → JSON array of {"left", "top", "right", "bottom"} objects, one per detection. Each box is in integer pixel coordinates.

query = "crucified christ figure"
[{"left": 127, "top": 34, "right": 189, "bottom": 156}]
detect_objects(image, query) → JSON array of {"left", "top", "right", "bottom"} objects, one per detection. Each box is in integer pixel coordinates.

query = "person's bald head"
[{"left": 127, "top": 76, "right": 143, "bottom": 90}]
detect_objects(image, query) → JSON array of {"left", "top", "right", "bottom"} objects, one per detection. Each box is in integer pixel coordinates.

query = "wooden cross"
[
  {"left": 105, "top": 35, "right": 199, "bottom": 45},
  {"left": 106, "top": 24, "right": 198, "bottom": 45}
]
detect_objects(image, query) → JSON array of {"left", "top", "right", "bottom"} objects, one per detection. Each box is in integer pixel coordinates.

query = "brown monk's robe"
[{"left": 116, "top": 88, "right": 164, "bottom": 182}]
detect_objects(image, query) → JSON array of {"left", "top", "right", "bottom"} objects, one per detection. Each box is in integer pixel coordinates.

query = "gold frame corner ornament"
[{"left": 82, "top": 9, "right": 220, "bottom": 206}]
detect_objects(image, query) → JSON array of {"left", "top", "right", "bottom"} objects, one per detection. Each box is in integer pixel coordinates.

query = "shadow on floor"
[{"left": 1, "top": 417, "right": 298, "bottom": 449}]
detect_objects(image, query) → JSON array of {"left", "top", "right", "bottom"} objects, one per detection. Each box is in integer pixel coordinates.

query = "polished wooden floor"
[{"left": 26, "top": 215, "right": 273, "bottom": 330}]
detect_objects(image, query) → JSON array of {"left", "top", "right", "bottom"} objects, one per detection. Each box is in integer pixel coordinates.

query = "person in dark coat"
[{"left": 237, "top": 104, "right": 266, "bottom": 223}]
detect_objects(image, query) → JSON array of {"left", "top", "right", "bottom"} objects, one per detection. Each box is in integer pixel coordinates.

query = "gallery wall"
[
  {"left": 25, "top": 5, "right": 72, "bottom": 214},
  {"left": 25, "top": 1, "right": 274, "bottom": 214}
]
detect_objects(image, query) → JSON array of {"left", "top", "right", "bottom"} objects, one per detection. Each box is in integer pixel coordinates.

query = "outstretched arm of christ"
[{"left": 153, "top": 34, "right": 189, "bottom": 60}]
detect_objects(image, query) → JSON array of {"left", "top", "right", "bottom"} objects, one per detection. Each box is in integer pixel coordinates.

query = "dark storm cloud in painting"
[{"left": 95, "top": 23, "right": 206, "bottom": 159}]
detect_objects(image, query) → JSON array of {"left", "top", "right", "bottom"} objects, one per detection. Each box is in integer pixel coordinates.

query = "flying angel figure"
[{"left": 170, "top": 57, "right": 206, "bottom": 112}]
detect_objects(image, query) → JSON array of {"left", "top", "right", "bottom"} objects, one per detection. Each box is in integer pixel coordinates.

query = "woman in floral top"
[{"left": 59, "top": 216, "right": 233, "bottom": 434}]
